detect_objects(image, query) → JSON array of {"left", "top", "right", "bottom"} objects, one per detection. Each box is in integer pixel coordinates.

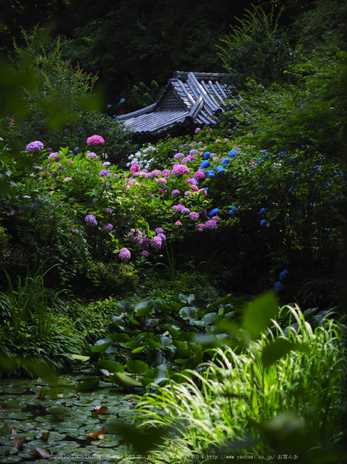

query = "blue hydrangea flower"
[
  {"left": 279, "top": 269, "right": 288, "bottom": 281},
  {"left": 107, "top": 104, "right": 112, "bottom": 109},
  {"left": 274, "top": 281, "right": 284, "bottom": 292},
  {"left": 229, "top": 206, "right": 236, "bottom": 215},
  {"left": 222, "top": 158, "right": 230, "bottom": 165},
  {"left": 260, "top": 185, "right": 266, "bottom": 190},
  {"left": 229, "top": 150, "right": 238, "bottom": 158},
  {"left": 314, "top": 165, "right": 320, "bottom": 171},
  {"left": 295, "top": 171, "right": 300, "bottom": 175},
  {"left": 260, "top": 219, "right": 266, "bottom": 226},
  {"left": 208, "top": 208, "right": 219, "bottom": 217},
  {"left": 203, "top": 152, "right": 211, "bottom": 159},
  {"left": 201, "top": 160, "right": 209, "bottom": 168},
  {"left": 208, "top": 170, "right": 215, "bottom": 178},
  {"left": 120, "top": 98, "right": 125, "bottom": 104},
  {"left": 216, "top": 166, "right": 225, "bottom": 174},
  {"left": 288, "top": 186, "right": 294, "bottom": 193},
  {"left": 260, "top": 208, "right": 266, "bottom": 214},
  {"left": 279, "top": 151, "right": 286, "bottom": 157}
]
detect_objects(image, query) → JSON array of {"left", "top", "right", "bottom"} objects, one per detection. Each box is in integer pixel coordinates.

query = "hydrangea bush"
[{"left": 2, "top": 130, "right": 345, "bottom": 298}]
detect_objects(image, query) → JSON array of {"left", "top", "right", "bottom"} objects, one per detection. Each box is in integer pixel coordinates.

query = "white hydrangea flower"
[{"left": 128, "top": 154, "right": 134, "bottom": 159}]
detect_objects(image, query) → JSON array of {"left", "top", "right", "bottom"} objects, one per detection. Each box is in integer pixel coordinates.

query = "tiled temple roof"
[{"left": 117, "top": 71, "right": 230, "bottom": 138}]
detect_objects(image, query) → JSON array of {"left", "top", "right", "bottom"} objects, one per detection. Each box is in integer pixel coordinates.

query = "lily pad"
[{"left": 0, "top": 456, "right": 23, "bottom": 463}]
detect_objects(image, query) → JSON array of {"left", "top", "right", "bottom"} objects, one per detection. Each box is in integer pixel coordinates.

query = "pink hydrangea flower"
[
  {"left": 212, "top": 216, "right": 220, "bottom": 222},
  {"left": 196, "top": 223, "right": 205, "bottom": 229},
  {"left": 155, "top": 177, "right": 167, "bottom": 184},
  {"left": 194, "top": 171, "right": 206, "bottom": 180},
  {"left": 130, "top": 163, "right": 140, "bottom": 173},
  {"left": 158, "top": 187, "right": 165, "bottom": 193},
  {"left": 162, "top": 169, "right": 171, "bottom": 177},
  {"left": 175, "top": 221, "right": 182, "bottom": 226},
  {"left": 150, "top": 236, "right": 162, "bottom": 249},
  {"left": 192, "top": 186, "right": 199, "bottom": 192},
  {"left": 48, "top": 153, "right": 61, "bottom": 162},
  {"left": 172, "top": 164, "right": 190, "bottom": 176},
  {"left": 195, "top": 128, "right": 201, "bottom": 134},
  {"left": 189, "top": 212, "right": 199, "bottom": 220},
  {"left": 198, "top": 188, "right": 207, "bottom": 196},
  {"left": 172, "top": 189, "right": 180, "bottom": 196},
  {"left": 119, "top": 247, "right": 131, "bottom": 260},
  {"left": 151, "top": 169, "right": 162, "bottom": 176},
  {"left": 184, "top": 191, "right": 191, "bottom": 196},
  {"left": 155, "top": 227, "right": 164, "bottom": 234},
  {"left": 205, "top": 220, "right": 217, "bottom": 230},
  {"left": 87, "top": 135, "right": 105, "bottom": 146}
]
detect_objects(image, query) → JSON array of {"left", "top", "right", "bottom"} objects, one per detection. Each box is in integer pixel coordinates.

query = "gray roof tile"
[{"left": 117, "top": 71, "right": 229, "bottom": 137}]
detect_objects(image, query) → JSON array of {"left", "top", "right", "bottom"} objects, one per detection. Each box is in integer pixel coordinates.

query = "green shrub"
[
  {"left": 89, "top": 260, "right": 139, "bottom": 298},
  {"left": 0, "top": 25, "right": 134, "bottom": 164},
  {"left": 218, "top": 5, "right": 296, "bottom": 88}
]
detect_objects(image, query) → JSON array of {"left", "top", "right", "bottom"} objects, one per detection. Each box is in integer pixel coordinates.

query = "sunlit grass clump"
[{"left": 132, "top": 304, "right": 346, "bottom": 463}]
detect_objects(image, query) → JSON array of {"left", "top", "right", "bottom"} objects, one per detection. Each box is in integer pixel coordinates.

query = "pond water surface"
[{"left": 0, "top": 374, "right": 139, "bottom": 463}]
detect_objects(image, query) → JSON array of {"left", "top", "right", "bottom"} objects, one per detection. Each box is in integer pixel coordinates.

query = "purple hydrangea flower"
[
  {"left": 157, "top": 233, "right": 166, "bottom": 241},
  {"left": 155, "top": 227, "right": 164, "bottom": 234},
  {"left": 142, "top": 250, "right": 149, "bottom": 257},
  {"left": 174, "top": 153, "right": 185, "bottom": 159},
  {"left": 85, "top": 214, "right": 97, "bottom": 227},
  {"left": 172, "top": 189, "right": 180, "bottom": 196},
  {"left": 26, "top": 141, "right": 44, "bottom": 153},
  {"left": 48, "top": 152, "right": 61, "bottom": 162},
  {"left": 205, "top": 220, "right": 217, "bottom": 230},
  {"left": 87, "top": 152, "right": 98, "bottom": 159},
  {"left": 99, "top": 169, "right": 111, "bottom": 177},
  {"left": 119, "top": 247, "right": 131, "bottom": 260},
  {"left": 103, "top": 223, "right": 113, "bottom": 232}
]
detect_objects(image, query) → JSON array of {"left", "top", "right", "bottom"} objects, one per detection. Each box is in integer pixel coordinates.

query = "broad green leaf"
[
  {"left": 91, "top": 342, "right": 112, "bottom": 353},
  {"left": 71, "top": 355, "right": 90, "bottom": 362},
  {"left": 111, "top": 315, "right": 126, "bottom": 330},
  {"left": 132, "top": 345, "right": 147, "bottom": 354},
  {"left": 109, "top": 372, "right": 142, "bottom": 390},
  {"left": 262, "top": 338, "right": 310, "bottom": 367},
  {"left": 135, "top": 301, "right": 155, "bottom": 316},
  {"left": 126, "top": 360, "right": 148, "bottom": 374},
  {"left": 179, "top": 306, "right": 198, "bottom": 320},
  {"left": 115, "top": 301, "right": 134, "bottom": 316},
  {"left": 98, "top": 360, "right": 124, "bottom": 374},
  {"left": 200, "top": 312, "right": 217, "bottom": 324}
]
